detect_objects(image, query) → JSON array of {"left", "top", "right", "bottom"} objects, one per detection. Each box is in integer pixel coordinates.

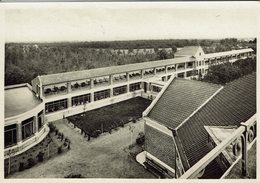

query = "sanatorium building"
[{"left": 4, "top": 46, "right": 256, "bottom": 178}]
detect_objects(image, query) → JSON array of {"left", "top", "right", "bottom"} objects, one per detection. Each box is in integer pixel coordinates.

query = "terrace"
[
  {"left": 5, "top": 84, "right": 42, "bottom": 118},
  {"left": 43, "top": 84, "right": 68, "bottom": 97}
]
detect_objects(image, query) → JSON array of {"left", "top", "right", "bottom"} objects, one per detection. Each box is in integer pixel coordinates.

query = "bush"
[
  {"left": 136, "top": 132, "right": 145, "bottom": 145},
  {"left": 19, "top": 162, "right": 25, "bottom": 171},
  {"left": 132, "top": 118, "right": 137, "bottom": 123},
  {"left": 27, "top": 158, "right": 35, "bottom": 168},
  {"left": 61, "top": 133, "right": 64, "bottom": 141},
  {"left": 58, "top": 146, "right": 63, "bottom": 154},
  {"left": 55, "top": 129, "right": 59, "bottom": 135},
  {"left": 48, "top": 123, "right": 56, "bottom": 133},
  {"left": 91, "top": 130, "right": 101, "bottom": 138},
  {"left": 37, "top": 152, "right": 44, "bottom": 162}
]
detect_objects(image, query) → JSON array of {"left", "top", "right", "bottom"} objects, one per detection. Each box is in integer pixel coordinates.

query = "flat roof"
[
  {"left": 39, "top": 56, "right": 195, "bottom": 85},
  {"left": 5, "top": 84, "right": 42, "bottom": 118}
]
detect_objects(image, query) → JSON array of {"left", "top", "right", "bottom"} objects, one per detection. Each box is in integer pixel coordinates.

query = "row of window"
[
  {"left": 4, "top": 111, "right": 44, "bottom": 148},
  {"left": 45, "top": 83, "right": 142, "bottom": 114}
]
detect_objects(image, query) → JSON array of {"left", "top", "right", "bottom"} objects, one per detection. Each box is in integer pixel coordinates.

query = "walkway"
[{"left": 9, "top": 119, "right": 154, "bottom": 178}]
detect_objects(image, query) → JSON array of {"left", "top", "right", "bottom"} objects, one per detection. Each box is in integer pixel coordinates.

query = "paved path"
[{"left": 9, "top": 119, "right": 154, "bottom": 178}]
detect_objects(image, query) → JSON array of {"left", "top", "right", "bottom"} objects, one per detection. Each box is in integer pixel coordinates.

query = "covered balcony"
[{"left": 43, "top": 83, "right": 68, "bottom": 97}]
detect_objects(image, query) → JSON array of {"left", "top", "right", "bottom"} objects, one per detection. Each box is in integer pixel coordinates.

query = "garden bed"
[
  {"left": 67, "top": 97, "right": 151, "bottom": 138},
  {"left": 4, "top": 123, "right": 71, "bottom": 178}
]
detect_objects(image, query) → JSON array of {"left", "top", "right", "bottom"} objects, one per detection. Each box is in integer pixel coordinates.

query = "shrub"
[
  {"left": 48, "top": 123, "right": 56, "bottom": 133},
  {"left": 61, "top": 133, "right": 64, "bottom": 141},
  {"left": 58, "top": 146, "right": 63, "bottom": 154},
  {"left": 55, "top": 129, "right": 59, "bottom": 135},
  {"left": 19, "top": 162, "right": 25, "bottom": 171},
  {"left": 132, "top": 118, "right": 137, "bottom": 123},
  {"left": 91, "top": 130, "right": 101, "bottom": 138},
  {"left": 136, "top": 132, "right": 145, "bottom": 145},
  {"left": 37, "top": 152, "right": 44, "bottom": 162},
  {"left": 27, "top": 158, "right": 35, "bottom": 168}
]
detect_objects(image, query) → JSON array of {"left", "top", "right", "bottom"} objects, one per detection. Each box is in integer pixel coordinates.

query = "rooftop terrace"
[{"left": 5, "top": 84, "right": 42, "bottom": 118}]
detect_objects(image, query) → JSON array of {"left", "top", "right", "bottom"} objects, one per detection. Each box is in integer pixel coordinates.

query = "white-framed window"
[
  {"left": 72, "top": 93, "right": 91, "bottom": 106},
  {"left": 5, "top": 124, "right": 17, "bottom": 148},
  {"left": 45, "top": 99, "right": 68, "bottom": 113},
  {"left": 130, "top": 82, "right": 141, "bottom": 92},
  {"left": 94, "top": 89, "right": 110, "bottom": 101},
  {"left": 22, "top": 117, "right": 34, "bottom": 140},
  {"left": 113, "top": 85, "right": 127, "bottom": 96}
]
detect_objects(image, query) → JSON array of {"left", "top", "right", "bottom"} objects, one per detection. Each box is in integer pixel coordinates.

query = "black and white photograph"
[{"left": 2, "top": 1, "right": 258, "bottom": 180}]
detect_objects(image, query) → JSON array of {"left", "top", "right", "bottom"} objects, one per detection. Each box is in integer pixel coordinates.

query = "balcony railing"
[{"left": 179, "top": 114, "right": 256, "bottom": 179}]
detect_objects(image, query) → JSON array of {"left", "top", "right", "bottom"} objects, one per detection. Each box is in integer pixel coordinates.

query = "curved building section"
[{"left": 4, "top": 83, "right": 49, "bottom": 159}]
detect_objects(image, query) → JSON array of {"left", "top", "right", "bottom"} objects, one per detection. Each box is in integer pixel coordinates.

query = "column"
[
  {"left": 126, "top": 72, "right": 129, "bottom": 81},
  {"left": 67, "top": 97, "right": 71, "bottom": 108},
  {"left": 67, "top": 82, "right": 71, "bottom": 93},
  {"left": 90, "top": 78, "right": 94, "bottom": 89},
  {"left": 126, "top": 84, "right": 129, "bottom": 93},
  {"left": 241, "top": 130, "right": 248, "bottom": 177},
  {"left": 141, "top": 70, "right": 144, "bottom": 79},
  {"left": 91, "top": 92, "right": 94, "bottom": 103},
  {"left": 165, "top": 66, "right": 168, "bottom": 73},
  {"left": 34, "top": 116, "right": 39, "bottom": 133},
  {"left": 17, "top": 123, "right": 22, "bottom": 143},
  {"left": 175, "top": 64, "right": 178, "bottom": 72},
  {"left": 154, "top": 68, "right": 157, "bottom": 75},
  {"left": 109, "top": 75, "right": 113, "bottom": 85},
  {"left": 110, "top": 88, "right": 113, "bottom": 97}
]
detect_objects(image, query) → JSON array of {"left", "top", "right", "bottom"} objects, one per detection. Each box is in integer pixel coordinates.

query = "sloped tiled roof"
[
  {"left": 148, "top": 78, "right": 221, "bottom": 129},
  {"left": 177, "top": 73, "right": 256, "bottom": 175},
  {"left": 39, "top": 56, "right": 192, "bottom": 85},
  {"left": 204, "top": 48, "right": 254, "bottom": 59},
  {"left": 175, "top": 46, "right": 200, "bottom": 56}
]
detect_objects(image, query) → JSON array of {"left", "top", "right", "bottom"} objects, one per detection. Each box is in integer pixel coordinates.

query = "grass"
[{"left": 67, "top": 97, "right": 151, "bottom": 136}]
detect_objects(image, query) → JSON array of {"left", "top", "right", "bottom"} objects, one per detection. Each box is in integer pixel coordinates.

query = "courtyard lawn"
[{"left": 67, "top": 97, "right": 151, "bottom": 136}]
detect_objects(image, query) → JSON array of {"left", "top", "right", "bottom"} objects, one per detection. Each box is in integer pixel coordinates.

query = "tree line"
[{"left": 5, "top": 38, "right": 256, "bottom": 86}]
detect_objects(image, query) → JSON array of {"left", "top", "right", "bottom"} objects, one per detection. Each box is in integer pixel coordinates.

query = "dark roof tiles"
[
  {"left": 177, "top": 73, "right": 256, "bottom": 168},
  {"left": 148, "top": 78, "right": 221, "bottom": 129}
]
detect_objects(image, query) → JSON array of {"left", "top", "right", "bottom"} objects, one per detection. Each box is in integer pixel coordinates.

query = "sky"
[{"left": 3, "top": 2, "right": 259, "bottom": 43}]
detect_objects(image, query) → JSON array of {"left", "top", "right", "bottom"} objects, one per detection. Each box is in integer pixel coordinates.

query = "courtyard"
[{"left": 8, "top": 118, "right": 154, "bottom": 178}]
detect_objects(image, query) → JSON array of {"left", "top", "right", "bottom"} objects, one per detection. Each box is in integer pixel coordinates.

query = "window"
[
  {"left": 113, "top": 85, "right": 127, "bottom": 96},
  {"left": 45, "top": 99, "right": 68, "bottom": 113},
  {"left": 177, "top": 72, "right": 185, "bottom": 78},
  {"left": 22, "top": 117, "right": 34, "bottom": 140},
  {"left": 199, "top": 61, "right": 201, "bottom": 66},
  {"left": 186, "top": 70, "right": 195, "bottom": 77},
  {"left": 199, "top": 52, "right": 201, "bottom": 56},
  {"left": 38, "top": 110, "right": 44, "bottom": 131},
  {"left": 187, "top": 62, "right": 193, "bottom": 68},
  {"left": 130, "top": 82, "right": 141, "bottom": 92},
  {"left": 94, "top": 89, "right": 110, "bottom": 101},
  {"left": 5, "top": 124, "right": 17, "bottom": 148},
  {"left": 152, "top": 85, "right": 162, "bottom": 93},
  {"left": 72, "top": 93, "right": 91, "bottom": 106}
]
